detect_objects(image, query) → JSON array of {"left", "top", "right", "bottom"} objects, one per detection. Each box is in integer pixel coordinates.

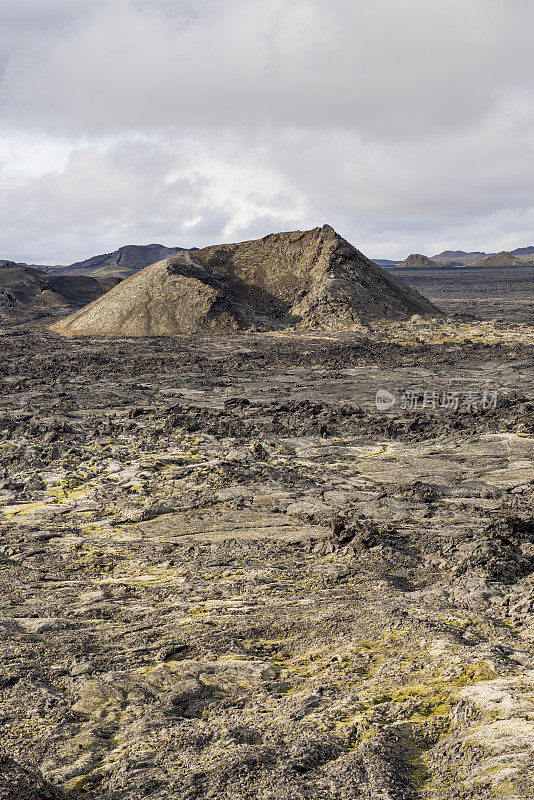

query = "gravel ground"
[{"left": 0, "top": 284, "right": 533, "bottom": 798}]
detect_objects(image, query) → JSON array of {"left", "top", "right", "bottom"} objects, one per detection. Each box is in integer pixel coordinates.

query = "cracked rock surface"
[{"left": 0, "top": 313, "right": 533, "bottom": 798}]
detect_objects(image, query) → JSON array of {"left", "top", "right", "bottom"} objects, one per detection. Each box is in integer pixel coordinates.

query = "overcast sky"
[{"left": 1, "top": 0, "right": 534, "bottom": 263}]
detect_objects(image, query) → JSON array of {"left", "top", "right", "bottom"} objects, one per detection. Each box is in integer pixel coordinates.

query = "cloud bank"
[{"left": 1, "top": 0, "right": 533, "bottom": 262}]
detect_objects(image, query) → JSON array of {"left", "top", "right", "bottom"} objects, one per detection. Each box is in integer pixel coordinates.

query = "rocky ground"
[
  {"left": 0, "top": 307, "right": 533, "bottom": 798},
  {"left": 391, "top": 265, "right": 534, "bottom": 324}
]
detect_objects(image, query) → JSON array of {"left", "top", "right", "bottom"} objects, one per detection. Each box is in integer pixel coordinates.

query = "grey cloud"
[
  {"left": 1, "top": 0, "right": 533, "bottom": 262},
  {"left": 2, "top": 0, "right": 534, "bottom": 138},
  {"left": 0, "top": 1, "right": 103, "bottom": 67}
]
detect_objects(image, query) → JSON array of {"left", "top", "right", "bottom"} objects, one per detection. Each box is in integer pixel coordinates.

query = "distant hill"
[
  {"left": 51, "top": 226, "right": 441, "bottom": 336},
  {"left": 471, "top": 251, "right": 532, "bottom": 268},
  {"left": 510, "top": 245, "right": 534, "bottom": 260},
  {"left": 430, "top": 250, "right": 487, "bottom": 267},
  {"left": 44, "top": 244, "right": 187, "bottom": 280},
  {"left": 433, "top": 250, "right": 486, "bottom": 258},
  {"left": 396, "top": 253, "right": 444, "bottom": 269},
  {"left": 428, "top": 247, "right": 534, "bottom": 267}
]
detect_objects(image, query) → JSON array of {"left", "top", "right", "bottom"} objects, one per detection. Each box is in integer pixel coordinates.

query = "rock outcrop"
[
  {"left": 51, "top": 225, "right": 441, "bottom": 336},
  {"left": 0, "top": 755, "right": 65, "bottom": 800},
  {"left": 0, "top": 262, "right": 107, "bottom": 325}
]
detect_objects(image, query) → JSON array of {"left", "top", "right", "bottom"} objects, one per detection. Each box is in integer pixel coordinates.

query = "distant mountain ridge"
[
  {"left": 43, "top": 244, "right": 187, "bottom": 280},
  {"left": 377, "top": 246, "right": 534, "bottom": 268},
  {"left": 428, "top": 248, "right": 534, "bottom": 267},
  {"left": 372, "top": 258, "right": 402, "bottom": 267},
  {"left": 429, "top": 250, "right": 488, "bottom": 267},
  {"left": 510, "top": 245, "right": 534, "bottom": 256},
  {"left": 4, "top": 240, "right": 534, "bottom": 280},
  {"left": 434, "top": 250, "right": 486, "bottom": 257}
]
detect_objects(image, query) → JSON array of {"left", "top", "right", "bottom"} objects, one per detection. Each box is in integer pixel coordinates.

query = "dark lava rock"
[
  {"left": 166, "top": 678, "right": 212, "bottom": 717},
  {"left": 0, "top": 755, "right": 65, "bottom": 800}
]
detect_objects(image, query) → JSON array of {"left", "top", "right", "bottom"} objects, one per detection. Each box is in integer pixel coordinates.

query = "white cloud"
[{"left": 0, "top": 134, "right": 311, "bottom": 263}]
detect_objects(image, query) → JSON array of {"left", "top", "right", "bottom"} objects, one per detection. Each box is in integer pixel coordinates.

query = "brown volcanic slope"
[
  {"left": 51, "top": 225, "right": 441, "bottom": 336},
  {"left": 397, "top": 253, "right": 444, "bottom": 269}
]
